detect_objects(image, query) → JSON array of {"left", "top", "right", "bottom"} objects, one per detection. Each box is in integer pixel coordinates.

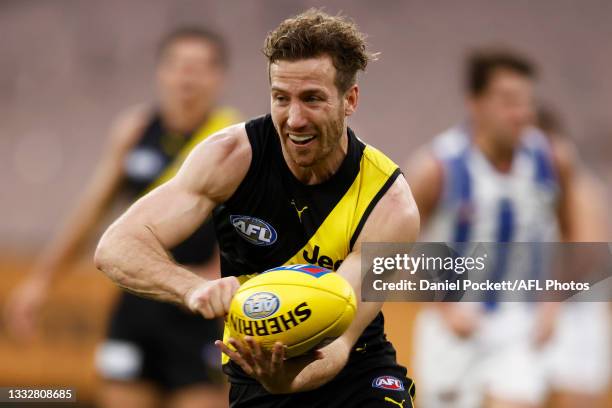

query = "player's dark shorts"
[
  {"left": 96, "top": 292, "right": 224, "bottom": 391},
  {"left": 228, "top": 344, "right": 415, "bottom": 408}
]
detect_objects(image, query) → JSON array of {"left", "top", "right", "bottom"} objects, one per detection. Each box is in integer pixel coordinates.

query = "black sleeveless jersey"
[
  {"left": 123, "top": 109, "right": 238, "bottom": 264},
  {"left": 123, "top": 113, "right": 194, "bottom": 196},
  {"left": 213, "top": 114, "right": 403, "bottom": 382}
]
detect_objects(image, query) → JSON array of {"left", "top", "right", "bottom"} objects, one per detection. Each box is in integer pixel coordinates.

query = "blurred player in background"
[
  {"left": 94, "top": 9, "right": 419, "bottom": 408},
  {"left": 406, "top": 49, "right": 580, "bottom": 408},
  {"left": 536, "top": 105, "right": 610, "bottom": 408},
  {"left": 4, "top": 27, "right": 238, "bottom": 408}
]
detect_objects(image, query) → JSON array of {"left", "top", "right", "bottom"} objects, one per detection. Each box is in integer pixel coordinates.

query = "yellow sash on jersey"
[
  {"left": 221, "top": 144, "right": 399, "bottom": 364},
  {"left": 284, "top": 145, "right": 399, "bottom": 266},
  {"left": 145, "top": 107, "right": 240, "bottom": 192}
]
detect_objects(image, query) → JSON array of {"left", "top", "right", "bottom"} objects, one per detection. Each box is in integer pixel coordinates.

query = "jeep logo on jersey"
[
  {"left": 230, "top": 215, "right": 277, "bottom": 246},
  {"left": 243, "top": 292, "right": 280, "bottom": 319},
  {"left": 303, "top": 245, "right": 344, "bottom": 270},
  {"left": 372, "top": 376, "right": 405, "bottom": 391}
]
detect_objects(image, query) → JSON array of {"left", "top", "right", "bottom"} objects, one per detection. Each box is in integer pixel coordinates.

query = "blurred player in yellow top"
[{"left": 4, "top": 27, "right": 239, "bottom": 408}]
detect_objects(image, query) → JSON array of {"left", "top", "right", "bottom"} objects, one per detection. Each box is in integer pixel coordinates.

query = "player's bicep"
[
  {"left": 112, "top": 123, "right": 251, "bottom": 249},
  {"left": 358, "top": 175, "right": 420, "bottom": 245},
  {"left": 121, "top": 179, "right": 216, "bottom": 250},
  {"left": 336, "top": 176, "right": 420, "bottom": 345}
]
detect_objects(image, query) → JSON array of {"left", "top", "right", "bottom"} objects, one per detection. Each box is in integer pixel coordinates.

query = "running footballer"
[{"left": 96, "top": 9, "right": 419, "bottom": 407}]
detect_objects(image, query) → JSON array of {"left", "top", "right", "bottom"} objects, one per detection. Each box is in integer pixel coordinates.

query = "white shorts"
[
  {"left": 414, "top": 304, "right": 550, "bottom": 408},
  {"left": 546, "top": 302, "right": 611, "bottom": 394}
]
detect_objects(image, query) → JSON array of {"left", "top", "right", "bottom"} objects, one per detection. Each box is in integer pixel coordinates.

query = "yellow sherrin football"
[{"left": 227, "top": 264, "right": 357, "bottom": 358}]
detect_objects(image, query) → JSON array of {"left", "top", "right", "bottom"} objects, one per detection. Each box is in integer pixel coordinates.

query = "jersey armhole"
[{"left": 349, "top": 167, "right": 402, "bottom": 251}]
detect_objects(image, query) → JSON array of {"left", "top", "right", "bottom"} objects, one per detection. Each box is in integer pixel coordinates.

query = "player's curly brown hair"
[{"left": 263, "top": 8, "right": 376, "bottom": 93}]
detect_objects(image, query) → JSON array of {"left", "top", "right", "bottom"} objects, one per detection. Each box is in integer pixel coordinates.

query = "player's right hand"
[
  {"left": 3, "top": 277, "right": 50, "bottom": 339},
  {"left": 185, "top": 276, "right": 240, "bottom": 319}
]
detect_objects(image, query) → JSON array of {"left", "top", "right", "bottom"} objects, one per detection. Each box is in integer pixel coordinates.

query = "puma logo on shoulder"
[
  {"left": 384, "top": 397, "right": 405, "bottom": 408},
  {"left": 291, "top": 200, "right": 308, "bottom": 222}
]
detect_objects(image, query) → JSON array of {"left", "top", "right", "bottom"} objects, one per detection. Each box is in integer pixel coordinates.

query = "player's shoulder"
[
  {"left": 192, "top": 121, "right": 251, "bottom": 164},
  {"left": 522, "top": 126, "right": 577, "bottom": 177},
  {"left": 177, "top": 122, "right": 252, "bottom": 202},
  {"left": 242, "top": 113, "right": 282, "bottom": 142},
  {"left": 545, "top": 131, "right": 579, "bottom": 181},
  {"left": 430, "top": 124, "right": 470, "bottom": 159},
  {"left": 361, "top": 142, "right": 400, "bottom": 178},
  {"left": 357, "top": 174, "right": 420, "bottom": 246}
]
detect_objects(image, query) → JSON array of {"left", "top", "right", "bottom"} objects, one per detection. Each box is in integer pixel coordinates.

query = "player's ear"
[{"left": 344, "top": 84, "right": 359, "bottom": 117}]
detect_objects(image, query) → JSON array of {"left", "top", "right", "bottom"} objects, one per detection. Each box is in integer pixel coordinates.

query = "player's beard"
[{"left": 290, "top": 105, "right": 346, "bottom": 169}]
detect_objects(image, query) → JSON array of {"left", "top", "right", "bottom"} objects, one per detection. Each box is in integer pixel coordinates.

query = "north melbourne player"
[{"left": 407, "top": 49, "right": 583, "bottom": 408}]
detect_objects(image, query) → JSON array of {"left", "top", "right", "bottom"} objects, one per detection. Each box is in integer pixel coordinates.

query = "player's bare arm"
[
  {"left": 3, "top": 106, "right": 148, "bottom": 338},
  {"left": 94, "top": 124, "right": 250, "bottom": 317},
  {"left": 404, "top": 148, "right": 443, "bottom": 226},
  {"left": 549, "top": 137, "right": 580, "bottom": 241},
  {"left": 531, "top": 137, "right": 580, "bottom": 347},
  {"left": 404, "top": 149, "right": 483, "bottom": 338},
  {"left": 338, "top": 175, "right": 419, "bottom": 348},
  {"left": 217, "top": 175, "right": 420, "bottom": 394}
]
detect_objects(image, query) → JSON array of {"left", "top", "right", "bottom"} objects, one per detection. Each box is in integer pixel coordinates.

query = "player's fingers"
[
  {"left": 247, "top": 336, "right": 265, "bottom": 360},
  {"left": 246, "top": 337, "right": 266, "bottom": 374},
  {"left": 220, "top": 277, "right": 240, "bottom": 312},
  {"left": 220, "top": 281, "right": 232, "bottom": 313},
  {"left": 271, "top": 342, "right": 284, "bottom": 372},
  {"left": 215, "top": 340, "right": 254, "bottom": 376},
  {"left": 230, "top": 337, "right": 256, "bottom": 368},
  {"left": 188, "top": 283, "right": 217, "bottom": 319},
  {"left": 242, "top": 337, "right": 263, "bottom": 374},
  {"left": 198, "top": 299, "right": 215, "bottom": 319},
  {"left": 208, "top": 286, "right": 225, "bottom": 318},
  {"left": 230, "top": 337, "right": 249, "bottom": 355}
]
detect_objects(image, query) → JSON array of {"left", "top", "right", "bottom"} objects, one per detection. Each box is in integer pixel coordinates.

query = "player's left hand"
[{"left": 215, "top": 336, "right": 326, "bottom": 394}]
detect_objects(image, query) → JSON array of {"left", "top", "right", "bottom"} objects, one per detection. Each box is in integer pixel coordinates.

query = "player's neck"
[
  {"left": 472, "top": 128, "right": 514, "bottom": 173},
  {"left": 161, "top": 99, "right": 213, "bottom": 134},
  {"left": 286, "top": 130, "right": 349, "bottom": 185}
]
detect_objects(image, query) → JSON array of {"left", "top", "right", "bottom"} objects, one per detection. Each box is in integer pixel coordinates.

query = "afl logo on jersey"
[
  {"left": 230, "top": 215, "right": 278, "bottom": 246},
  {"left": 243, "top": 292, "right": 280, "bottom": 319},
  {"left": 372, "top": 375, "right": 405, "bottom": 391}
]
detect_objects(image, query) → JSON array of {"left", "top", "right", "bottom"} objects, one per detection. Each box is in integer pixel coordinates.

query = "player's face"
[
  {"left": 157, "top": 38, "right": 225, "bottom": 109},
  {"left": 269, "top": 56, "right": 356, "bottom": 168},
  {"left": 469, "top": 69, "right": 535, "bottom": 151}
]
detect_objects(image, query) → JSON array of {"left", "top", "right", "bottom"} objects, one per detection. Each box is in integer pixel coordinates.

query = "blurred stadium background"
[{"left": 0, "top": 0, "right": 610, "bottom": 406}]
